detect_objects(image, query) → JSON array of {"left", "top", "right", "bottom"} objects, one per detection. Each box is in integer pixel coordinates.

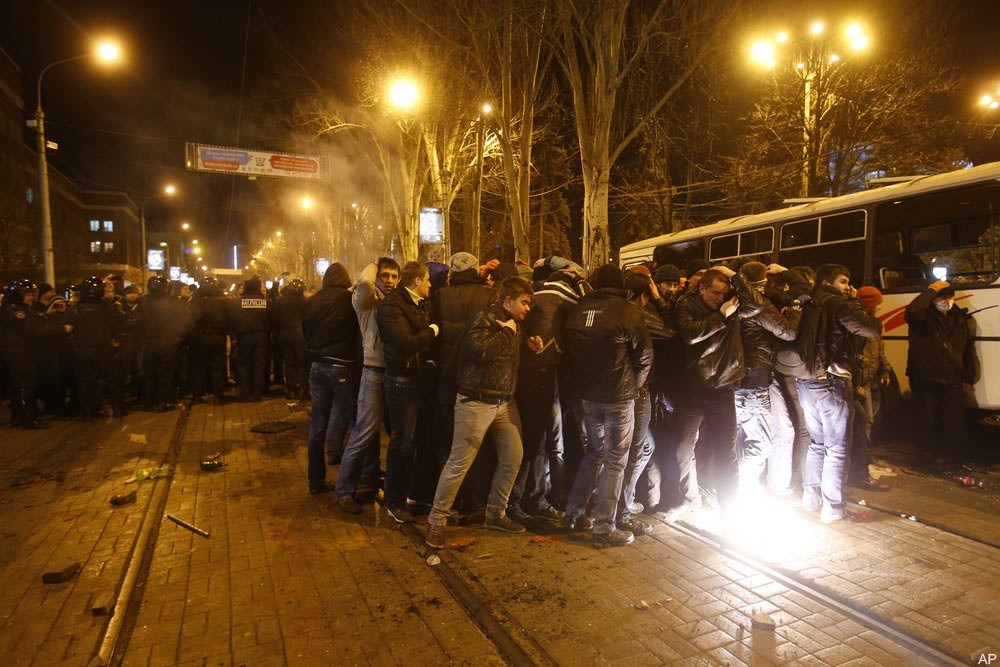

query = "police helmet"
[
  {"left": 283, "top": 279, "right": 306, "bottom": 295},
  {"left": 76, "top": 276, "right": 106, "bottom": 303},
  {"left": 3, "top": 279, "right": 37, "bottom": 307},
  {"left": 147, "top": 276, "right": 171, "bottom": 297}
]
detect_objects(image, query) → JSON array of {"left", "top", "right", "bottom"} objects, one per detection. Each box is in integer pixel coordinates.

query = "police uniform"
[
  {"left": 67, "top": 277, "right": 126, "bottom": 418},
  {"left": 136, "top": 277, "right": 191, "bottom": 411},
  {"left": 1, "top": 280, "right": 49, "bottom": 428},
  {"left": 232, "top": 276, "right": 273, "bottom": 402},
  {"left": 274, "top": 280, "right": 309, "bottom": 399},
  {"left": 190, "top": 278, "right": 230, "bottom": 403}
]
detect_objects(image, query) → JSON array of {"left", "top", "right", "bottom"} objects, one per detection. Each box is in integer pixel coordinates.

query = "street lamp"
[
  {"left": 275, "top": 230, "right": 283, "bottom": 237},
  {"left": 749, "top": 20, "right": 872, "bottom": 197},
  {"left": 387, "top": 77, "right": 420, "bottom": 111},
  {"left": 35, "top": 39, "right": 123, "bottom": 285},
  {"left": 140, "top": 184, "right": 177, "bottom": 285},
  {"left": 181, "top": 222, "right": 190, "bottom": 231},
  {"left": 301, "top": 196, "right": 313, "bottom": 210},
  {"left": 471, "top": 101, "right": 494, "bottom": 258}
]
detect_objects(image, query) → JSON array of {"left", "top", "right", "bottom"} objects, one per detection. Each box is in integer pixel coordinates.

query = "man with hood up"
[
  {"left": 190, "top": 276, "right": 230, "bottom": 404},
  {"left": 231, "top": 275, "right": 273, "bottom": 402},
  {"left": 302, "top": 263, "right": 360, "bottom": 494}
]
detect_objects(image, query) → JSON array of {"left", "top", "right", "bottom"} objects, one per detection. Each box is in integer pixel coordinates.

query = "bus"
[{"left": 619, "top": 161, "right": 1000, "bottom": 410}]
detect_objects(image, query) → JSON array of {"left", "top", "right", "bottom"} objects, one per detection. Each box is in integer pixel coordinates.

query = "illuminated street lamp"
[
  {"left": 387, "top": 77, "right": 420, "bottom": 111},
  {"left": 472, "top": 101, "right": 494, "bottom": 258},
  {"left": 979, "top": 89, "right": 1000, "bottom": 111},
  {"left": 35, "top": 38, "right": 123, "bottom": 285},
  {"left": 301, "top": 196, "right": 313, "bottom": 210},
  {"left": 275, "top": 230, "right": 283, "bottom": 237},
  {"left": 140, "top": 184, "right": 177, "bottom": 285},
  {"left": 748, "top": 20, "right": 872, "bottom": 196},
  {"left": 192, "top": 239, "right": 199, "bottom": 245},
  {"left": 181, "top": 221, "right": 190, "bottom": 231}
]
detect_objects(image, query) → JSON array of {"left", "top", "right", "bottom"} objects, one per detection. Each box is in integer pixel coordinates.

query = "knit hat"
[
  {"left": 627, "top": 264, "right": 651, "bottom": 277},
  {"left": 449, "top": 252, "right": 479, "bottom": 273},
  {"left": 654, "top": 264, "right": 681, "bottom": 284},
  {"left": 685, "top": 259, "right": 710, "bottom": 279},
  {"left": 589, "top": 264, "right": 625, "bottom": 290},
  {"left": 856, "top": 285, "right": 883, "bottom": 309}
]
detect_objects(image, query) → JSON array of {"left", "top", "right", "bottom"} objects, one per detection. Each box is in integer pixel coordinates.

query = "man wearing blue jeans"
[
  {"left": 377, "top": 262, "right": 439, "bottom": 523},
  {"left": 562, "top": 264, "right": 652, "bottom": 548},
  {"left": 302, "top": 263, "right": 361, "bottom": 494},
  {"left": 797, "top": 264, "right": 881, "bottom": 522},
  {"left": 335, "top": 258, "right": 399, "bottom": 513},
  {"left": 425, "top": 278, "right": 542, "bottom": 549}
]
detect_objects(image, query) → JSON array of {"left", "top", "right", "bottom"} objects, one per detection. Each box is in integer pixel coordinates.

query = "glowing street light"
[
  {"left": 192, "top": 239, "right": 199, "bottom": 245},
  {"left": 810, "top": 21, "right": 825, "bottom": 36},
  {"left": 775, "top": 31, "right": 789, "bottom": 43},
  {"left": 35, "top": 38, "right": 125, "bottom": 285},
  {"left": 181, "top": 222, "right": 190, "bottom": 231},
  {"left": 275, "top": 230, "right": 283, "bottom": 237},
  {"left": 750, "top": 40, "right": 776, "bottom": 67},
  {"left": 387, "top": 77, "right": 419, "bottom": 110},
  {"left": 201, "top": 265, "right": 208, "bottom": 271},
  {"left": 164, "top": 184, "right": 176, "bottom": 195},
  {"left": 301, "top": 196, "right": 313, "bottom": 210},
  {"left": 481, "top": 102, "right": 493, "bottom": 115},
  {"left": 980, "top": 92, "right": 1000, "bottom": 111}
]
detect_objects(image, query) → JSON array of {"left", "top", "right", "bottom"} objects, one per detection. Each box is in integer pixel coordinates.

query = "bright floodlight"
[
  {"left": 301, "top": 196, "right": 313, "bottom": 210},
  {"left": 164, "top": 184, "right": 176, "bottom": 195},
  {"left": 775, "top": 31, "right": 789, "bottom": 43},
  {"left": 810, "top": 21, "right": 825, "bottom": 36},
  {"left": 95, "top": 40, "right": 122, "bottom": 64},
  {"left": 181, "top": 222, "right": 190, "bottom": 230},
  {"left": 192, "top": 239, "right": 199, "bottom": 245},
  {"left": 387, "top": 78, "right": 419, "bottom": 110},
  {"left": 750, "top": 40, "right": 776, "bottom": 66},
  {"left": 481, "top": 102, "right": 493, "bottom": 114}
]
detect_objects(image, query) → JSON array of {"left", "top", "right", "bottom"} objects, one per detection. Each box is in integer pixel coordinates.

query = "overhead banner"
[{"left": 185, "top": 142, "right": 330, "bottom": 180}]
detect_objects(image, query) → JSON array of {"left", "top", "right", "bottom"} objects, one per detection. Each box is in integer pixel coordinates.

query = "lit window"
[
  {"left": 104, "top": 242, "right": 114, "bottom": 252},
  {"left": 90, "top": 220, "right": 100, "bottom": 232},
  {"left": 103, "top": 220, "right": 114, "bottom": 232},
  {"left": 25, "top": 187, "right": 34, "bottom": 203},
  {"left": 90, "top": 241, "right": 102, "bottom": 253}
]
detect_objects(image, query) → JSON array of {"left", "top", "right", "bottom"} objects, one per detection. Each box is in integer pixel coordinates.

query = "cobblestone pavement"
[
  {"left": 0, "top": 410, "right": 180, "bottom": 665},
  {"left": 0, "top": 399, "right": 997, "bottom": 666}
]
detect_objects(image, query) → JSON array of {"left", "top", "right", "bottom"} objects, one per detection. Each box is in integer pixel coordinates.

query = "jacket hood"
[
  {"left": 322, "top": 262, "right": 352, "bottom": 289},
  {"left": 243, "top": 276, "right": 261, "bottom": 294},
  {"left": 450, "top": 268, "right": 483, "bottom": 286}
]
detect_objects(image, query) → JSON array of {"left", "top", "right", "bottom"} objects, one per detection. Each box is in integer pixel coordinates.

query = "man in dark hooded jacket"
[
  {"left": 905, "top": 280, "right": 978, "bottom": 464},
  {"left": 190, "top": 277, "right": 230, "bottom": 404},
  {"left": 274, "top": 279, "right": 309, "bottom": 400},
  {"left": 135, "top": 276, "right": 190, "bottom": 411},
  {"left": 231, "top": 276, "right": 272, "bottom": 402},
  {"left": 670, "top": 266, "right": 760, "bottom": 530},
  {"left": 302, "top": 263, "right": 359, "bottom": 494}
]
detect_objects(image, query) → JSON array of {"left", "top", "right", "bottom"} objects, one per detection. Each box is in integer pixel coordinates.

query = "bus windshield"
[{"left": 873, "top": 183, "right": 1000, "bottom": 292}]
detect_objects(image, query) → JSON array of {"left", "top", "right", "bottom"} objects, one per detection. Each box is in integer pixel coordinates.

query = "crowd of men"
[{"left": 0, "top": 249, "right": 979, "bottom": 549}]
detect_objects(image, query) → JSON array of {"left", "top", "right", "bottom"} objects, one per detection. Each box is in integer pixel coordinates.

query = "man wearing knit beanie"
[
  {"left": 850, "top": 285, "right": 892, "bottom": 491},
  {"left": 856, "top": 286, "right": 883, "bottom": 311}
]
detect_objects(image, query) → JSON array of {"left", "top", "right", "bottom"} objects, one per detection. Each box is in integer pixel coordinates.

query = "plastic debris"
[
  {"left": 426, "top": 555, "right": 441, "bottom": 566},
  {"left": 475, "top": 553, "right": 494, "bottom": 560},
  {"left": 199, "top": 460, "right": 227, "bottom": 472},
  {"left": 42, "top": 562, "right": 81, "bottom": 584},
  {"left": 166, "top": 514, "right": 210, "bottom": 538},
  {"left": 530, "top": 536, "right": 554, "bottom": 544},
  {"left": 633, "top": 600, "right": 650, "bottom": 611},
  {"left": 949, "top": 474, "right": 984, "bottom": 488},
  {"left": 857, "top": 499, "right": 868, "bottom": 506},
  {"left": 128, "top": 433, "right": 147, "bottom": 444},
  {"left": 110, "top": 490, "right": 137, "bottom": 506},
  {"left": 906, "top": 515, "right": 918, "bottom": 521},
  {"left": 751, "top": 612, "right": 776, "bottom": 631},
  {"left": 127, "top": 466, "right": 170, "bottom": 483}
]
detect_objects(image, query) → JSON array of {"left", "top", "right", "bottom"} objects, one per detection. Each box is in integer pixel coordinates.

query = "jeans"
[
  {"left": 565, "top": 399, "right": 635, "bottom": 535},
  {"left": 777, "top": 373, "right": 811, "bottom": 490},
  {"left": 673, "top": 387, "right": 739, "bottom": 518},
  {"left": 384, "top": 375, "right": 422, "bottom": 507},
  {"left": 335, "top": 366, "right": 386, "bottom": 498},
  {"left": 619, "top": 389, "right": 653, "bottom": 520},
  {"left": 511, "top": 371, "right": 562, "bottom": 513},
  {"left": 797, "top": 377, "right": 852, "bottom": 521},
  {"left": 307, "top": 362, "right": 357, "bottom": 491},
  {"left": 767, "top": 379, "right": 795, "bottom": 495},
  {"left": 429, "top": 399, "right": 523, "bottom": 527},
  {"left": 735, "top": 385, "right": 771, "bottom": 495},
  {"left": 642, "top": 387, "right": 679, "bottom": 509}
]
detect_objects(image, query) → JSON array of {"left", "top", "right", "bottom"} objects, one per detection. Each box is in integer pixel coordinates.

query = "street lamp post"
[
  {"left": 140, "top": 184, "right": 177, "bottom": 287},
  {"left": 750, "top": 22, "right": 870, "bottom": 197},
  {"left": 471, "top": 103, "right": 492, "bottom": 259},
  {"left": 35, "top": 41, "right": 122, "bottom": 285}
]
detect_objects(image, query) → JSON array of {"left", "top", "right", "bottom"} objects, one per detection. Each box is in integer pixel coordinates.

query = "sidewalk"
[
  {"left": 120, "top": 399, "right": 502, "bottom": 666},
  {"left": 0, "top": 410, "right": 180, "bottom": 665}
]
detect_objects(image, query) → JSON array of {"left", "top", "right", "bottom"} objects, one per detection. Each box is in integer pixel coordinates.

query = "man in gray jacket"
[{"left": 334, "top": 257, "right": 399, "bottom": 512}]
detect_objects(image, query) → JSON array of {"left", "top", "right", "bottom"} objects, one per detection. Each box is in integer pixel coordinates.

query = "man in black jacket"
[
  {"left": 376, "top": 262, "right": 439, "bottom": 522},
  {"left": 302, "top": 263, "right": 360, "bottom": 494},
  {"left": 562, "top": 265, "right": 652, "bottom": 548},
  {"left": 67, "top": 277, "right": 126, "bottom": 419},
  {"left": 798, "top": 264, "right": 881, "bottom": 522},
  {"left": 231, "top": 276, "right": 272, "bottom": 402},
  {"left": 274, "top": 279, "right": 309, "bottom": 400},
  {"left": 904, "top": 280, "right": 978, "bottom": 464},
  {"left": 1, "top": 280, "right": 50, "bottom": 429},
  {"left": 735, "top": 261, "right": 799, "bottom": 497},
  {"left": 425, "top": 277, "right": 541, "bottom": 549},
  {"left": 136, "top": 277, "right": 190, "bottom": 412},
  {"left": 190, "top": 277, "right": 230, "bottom": 404},
  {"left": 671, "top": 266, "right": 759, "bottom": 529}
]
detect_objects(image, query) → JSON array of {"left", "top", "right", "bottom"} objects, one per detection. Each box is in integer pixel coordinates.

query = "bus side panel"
[{"left": 879, "top": 289, "right": 1000, "bottom": 410}]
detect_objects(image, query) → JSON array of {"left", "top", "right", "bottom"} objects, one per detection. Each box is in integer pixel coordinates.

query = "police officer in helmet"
[
  {"left": 66, "top": 276, "right": 127, "bottom": 419},
  {"left": 135, "top": 276, "right": 190, "bottom": 411},
  {"left": 1, "top": 280, "right": 50, "bottom": 429}
]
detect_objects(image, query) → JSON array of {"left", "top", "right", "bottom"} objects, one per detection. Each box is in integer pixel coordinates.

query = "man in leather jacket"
[
  {"left": 798, "top": 264, "right": 881, "bottom": 522},
  {"left": 904, "top": 280, "right": 978, "bottom": 464},
  {"left": 562, "top": 264, "right": 652, "bottom": 548},
  {"left": 425, "top": 277, "right": 541, "bottom": 549},
  {"left": 670, "top": 266, "right": 760, "bottom": 531}
]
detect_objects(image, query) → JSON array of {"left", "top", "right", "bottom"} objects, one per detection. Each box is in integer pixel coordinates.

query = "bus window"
[
  {"left": 709, "top": 234, "right": 739, "bottom": 261},
  {"left": 874, "top": 183, "right": 1000, "bottom": 291},
  {"left": 779, "top": 240, "right": 865, "bottom": 285},
  {"left": 741, "top": 228, "right": 774, "bottom": 256},
  {"left": 653, "top": 239, "right": 705, "bottom": 269},
  {"left": 781, "top": 219, "right": 819, "bottom": 248},
  {"left": 820, "top": 211, "right": 866, "bottom": 243}
]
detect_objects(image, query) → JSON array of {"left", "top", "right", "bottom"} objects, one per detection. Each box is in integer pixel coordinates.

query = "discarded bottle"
[
  {"left": 950, "top": 474, "right": 984, "bottom": 488},
  {"left": 199, "top": 460, "right": 227, "bottom": 472},
  {"left": 135, "top": 466, "right": 170, "bottom": 481}
]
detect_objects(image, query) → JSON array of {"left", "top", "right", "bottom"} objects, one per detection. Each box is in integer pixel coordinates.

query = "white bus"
[{"left": 619, "top": 162, "right": 1000, "bottom": 410}]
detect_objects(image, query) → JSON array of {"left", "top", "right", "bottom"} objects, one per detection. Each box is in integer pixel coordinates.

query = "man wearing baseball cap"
[{"left": 904, "top": 280, "right": 978, "bottom": 466}]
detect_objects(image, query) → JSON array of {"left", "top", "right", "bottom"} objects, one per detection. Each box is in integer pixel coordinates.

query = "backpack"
[{"left": 775, "top": 298, "right": 832, "bottom": 380}]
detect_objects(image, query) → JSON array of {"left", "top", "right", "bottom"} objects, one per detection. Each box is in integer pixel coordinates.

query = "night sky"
[{"left": 1, "top": 0, "right": 998, "bottom": 268}]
